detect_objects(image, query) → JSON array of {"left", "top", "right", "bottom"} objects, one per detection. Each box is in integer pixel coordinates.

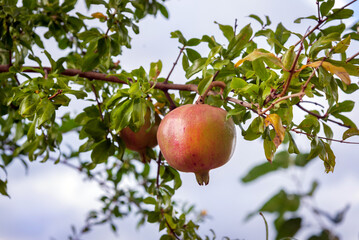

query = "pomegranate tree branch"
[
  {"left": 316, "top": 0, "right": 322, "bottom": 22},
  {"left": 48, "top": 89, "right": 63, "bottom": 100},
  {"left": 165, "top": 45, "right": 186, "bottom": 84},
  {"left": 278, "top": 39, "right": 304, "bottom": 98},
  {"left": 346, "top": 51, "right": 359, "bottom": 63},
  {"left": 290, "top": 128, "right": 359, "bottom": 144},
  {"left": 294, "top": 0, "right": 358, "bottom": 46},
  {"left": 91, "top": 84, "right": 104, "bottom": 121},
  {"left": 296, "top": 103, "right": 351, "bottom": 129},
  {"left": 156, "top": 151, "right": 162, "bottom": 189},
  {"left": 0, "top": 64, "right": 253, "bottom": 110}
]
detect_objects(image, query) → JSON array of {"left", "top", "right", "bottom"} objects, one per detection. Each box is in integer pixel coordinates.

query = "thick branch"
[{"left": 0, "top": 64, "right": 253, "bottom": 109}]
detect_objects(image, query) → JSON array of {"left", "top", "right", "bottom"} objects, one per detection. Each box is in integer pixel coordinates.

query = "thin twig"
[
  {"left": 301, "top": 100, "right": 325, "bottom": 108},
  {"left": 48, "top": 89, "right": 63, "bottom": 100},
  {"left": 260, "top": 92, "right": 305, "bottom": 115},
  {"left": 165, "top": 218, "right": 181, "bottom": 240},
  {"left": 156, "top": 151, "right": 162, "bottom": 189},
  {"left": 196, "top": 80, "right": 226, "bottom": 104},
  {"left": 164, "top": 45, "right": 186, "bottom": 84},
  {"left": 278, "top": 37, "right": 305, "bottom": 98},
  {"left": 259, "top": 212, "right": 269, "bottom": 240},
  {"left": 234, "top": 18, "right": 238, "bottom": 35},
  {"left": 296, "top": 103, "right": 351, "bottom": 129},
  {"left": 91, "top": 84, "right": 104, "bottom": 121},
  {"left": 346, "top": 51, "right": 359, "bottom": 63},
  {"left": 290, "top": 128, "right": 359, "bottom": 144}
]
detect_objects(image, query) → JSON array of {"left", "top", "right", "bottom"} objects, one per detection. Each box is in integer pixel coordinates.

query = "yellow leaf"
[
  {"left": 302, "top": 61, "right": 351, "bottom": 85},
  {"left": 91, "top": 12, "right": 107, "bottom": 20},
  {"left": 234, "top": 49, "right": 284, "bottom": 69},
  {"left": 265, "top": 114, "right": 285, "bottom": 148}
]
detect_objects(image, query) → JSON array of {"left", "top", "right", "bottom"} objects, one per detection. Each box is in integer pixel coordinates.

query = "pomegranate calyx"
[{"left": 195, "top": 171, "right": 210, "bottom": 186}]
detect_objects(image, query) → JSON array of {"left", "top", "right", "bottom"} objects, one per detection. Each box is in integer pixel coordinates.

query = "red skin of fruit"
[
  {"left": 120, "top": 111, "right": 160, "bottom": 162},
  {"left": 157, "top": 104, "right": 236, "bottom": 185}
]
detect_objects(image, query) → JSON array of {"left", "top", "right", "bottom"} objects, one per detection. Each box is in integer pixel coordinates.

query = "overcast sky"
[{"left": 1, "top": 0, "right": 359, "bottom": 240}]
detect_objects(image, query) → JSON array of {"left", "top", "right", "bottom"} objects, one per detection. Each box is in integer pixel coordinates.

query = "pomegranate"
[
  {"left": 157, "top": 104, "right": 236, "bottom": 185},
  {"left": 120, "top": 109, "right": 161, "bottom": 162}
]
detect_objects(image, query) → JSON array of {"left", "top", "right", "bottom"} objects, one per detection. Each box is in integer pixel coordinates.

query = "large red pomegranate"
[
  {"left": 120, "top": 109, "right": 161, "bottom": 162},
  {"left": 157, "top": 104, "right": 236, "bottom": 185}
]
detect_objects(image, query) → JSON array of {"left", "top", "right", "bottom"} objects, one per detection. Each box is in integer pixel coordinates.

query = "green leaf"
[
  {"left": 149, "top": 60, "right": 162, "bottom": 80},
  {"left": 243, "top": 117, "right": 265, "bottom": 141},
  {"left": 164, "top": 214, "right": 177, "bottom": 229},
  {"left": 225, "top": 24, "right": 253, "bottom": 60},
  {"left": 186, "top": 38, "right": 201, "bottom": 46},
  {"left": 78, "top": 29, "right": 102, "bottom": 43},
  {"left": 282, "top": 46, "right": 295, "bottom": 71},
  {"left": 263, "top": 139, "right": 276, "bottom": 162},
  {"left": 230, "top": 77, "right": 247, "bottom": 89},
  {"left": 322, "top": 122, "right": 333, "bottom": 143},
  {"left": 170, "top": 30, "right": 186, "bottom": 45},
  {"left": 342, "top": 128, "right": 359, "bottom": 140},
  {"left": 288, "top": 132, "right": 300, "bottom": 154},
  {"left": 44, "top": 50, "right": 57, "bottom": 71},
  {"left": 27, "top": 117, "right": 37, "bottom": 140},
  {"left": 295, "top": 153, "right": 312, "bottom": 167},
  {"left": 182, "top": 54, "right": 189, "bottom": 71},
  {"left": 274, "top": 23, "right": 290, "bottom": 54},
  {"left": 212, "top": 59, "right": 230, "bottom": 70},
  {"left": 0, "top": 179, "right": 10, "bottom": 198},
  {"left": 333, "top": 113, "right": 357, "bottom": 128},
  {"left": 252, "top": 58, "right": 269, "bottom": 80},
  {"left": 83, "top": 119, "right": 107, "bottom": 141},
  {"left": 186, "top": 48, "right": 202, "bottom": 62},
  {"left": 19, "top": 93, "right": 40, "bottom": 117},
  {"left": 158, "top": 3, "right": 169, "bottom": 18},
  {"left": 320, "top": 0, "right": 335, "bottom": 16},
  {"left": 197, "top": 75, "right": 213, "bottom": 96},
  {"left": 97, "top": 37, "right": 110, "bottom": 58},
  {"left": 247, "top": 190, "right": 300, "bottom": 220},
  {"left": 37, "top": 99, "right": 55, "bottom": 127},
  {"left": 147, "top": 211, "right": 160, "bottom": 223},
  {"left": 185, "top": 58, "right": 207, "bottom": 79},
  {"left": 215, "top": 21, "right": 234, "bottom": 42},
  {"left": 160, "top": 235, "right": 173, "bottom": 240},
  {"left": 329, "top": 100, "right": 355, "bottom": 115},
  {"left": 241, "top": 151, "right": 290, "bottom": 183},
  {"left": 23, "top": 0, "right": 37, "bottom": 10},
  {"left": 248, "top": 14, "right": 264, "bottom": 26},
  {"left": 321, "top": 142, "right": 336, "bottom": 173},
  {"left": 333, "top": 35, "right": 351, "bottom": 53},
  {"left": 143, "top": 197, "right": 157, "bottom": 205},
  {"left": 111, "top": 100, "right": 134, "bottom": 132},
  {"left": 91, "top": 139, "right": 114, "bottom": 164},
  {"left": 82, "top": 52, "right": 100, "bottom": 72},
  {"left": 276, "top": 218, "right": 302, "bottom": 240},
  {"left": 327, "top": 8, "right": 354, "bottom": 20}
]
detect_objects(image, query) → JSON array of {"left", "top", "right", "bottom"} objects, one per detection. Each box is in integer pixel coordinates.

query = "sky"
[{"left": 1, "top": 0, "right": 359, "bottom": 240}]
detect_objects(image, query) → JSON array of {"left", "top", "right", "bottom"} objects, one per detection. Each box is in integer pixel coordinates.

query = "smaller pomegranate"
[
  {"left": 120, "top": 109, "right": 161, "bottom": 162},
  {"left": 157, "top": 104, "right": 236, "bottom": 185}
]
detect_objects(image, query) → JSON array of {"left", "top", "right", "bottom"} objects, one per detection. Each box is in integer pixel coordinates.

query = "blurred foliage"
[{"left": 0, "top": 0, "right": 359, "bottom": 239}]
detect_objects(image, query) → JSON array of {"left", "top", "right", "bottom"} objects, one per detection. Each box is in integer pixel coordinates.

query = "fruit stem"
[
  {"left": 195, "top": 171, "right": 210, "bottom": 186},
  {"left": 139, "top": 149, "right": 150, "bottom": 163},
  {"left": 195, "top": 81, "right": 226, "bottom": 105}
]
